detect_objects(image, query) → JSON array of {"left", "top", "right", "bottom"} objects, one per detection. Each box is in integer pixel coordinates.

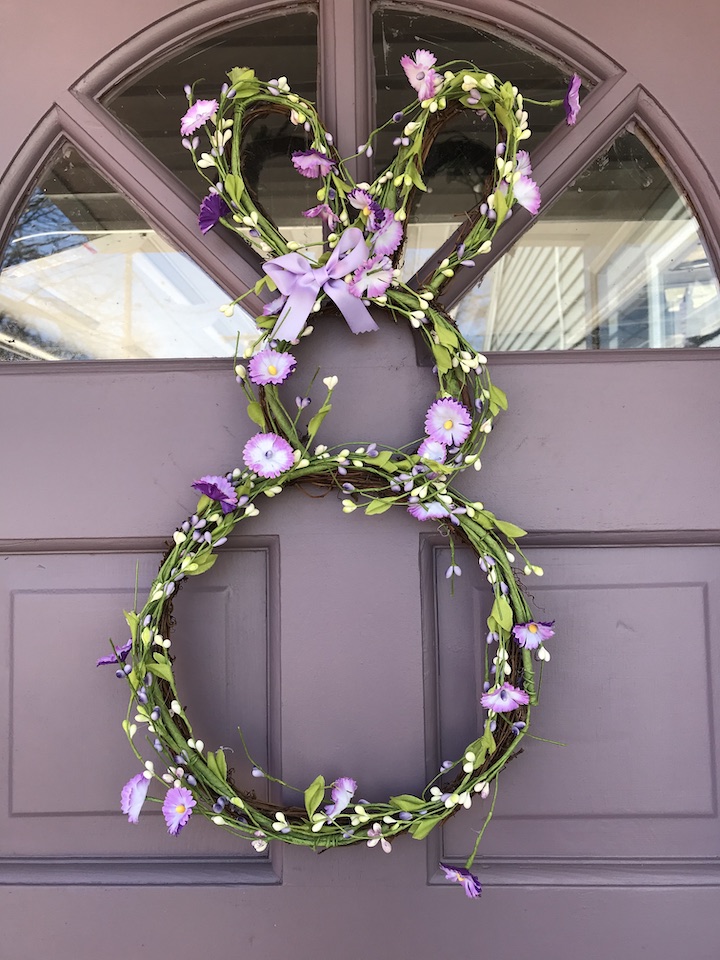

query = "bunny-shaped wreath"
[{"left": 100, "top": 52, "right": 578, "bottom": 897}]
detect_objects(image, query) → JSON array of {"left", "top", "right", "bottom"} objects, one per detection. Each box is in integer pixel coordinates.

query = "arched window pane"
[
  {"left": 373, "top": 7, "right": 578, "bottom": 278},
  {"left": 104, "top": 11, "right": 320, "bottom": 247},
  {"left": 0, "top": 146, "right": 255, "bottom": 361},
  {"left": 451, "top": 131, "right": 720, "bottom": 350}
]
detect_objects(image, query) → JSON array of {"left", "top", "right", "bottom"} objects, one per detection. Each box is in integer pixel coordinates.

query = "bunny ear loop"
[{"left": 184, "top": 61, "right": 573, "bottom": 395}]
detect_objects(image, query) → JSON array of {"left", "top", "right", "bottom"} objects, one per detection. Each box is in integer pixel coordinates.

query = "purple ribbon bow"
[{"left": 263, "top": 227, "right": 379, "bottom": 342}]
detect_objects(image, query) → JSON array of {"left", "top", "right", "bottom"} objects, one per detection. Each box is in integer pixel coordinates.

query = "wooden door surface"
[{"left": 2, "top": 1, "right": 720, "bottom": 958}]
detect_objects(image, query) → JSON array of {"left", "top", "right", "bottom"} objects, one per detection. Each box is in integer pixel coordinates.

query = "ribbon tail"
[
  {"left": 270, "top": 285, "right": 319, "bottom": 342},
  {"left": 324, "top": 281, "right": 380, "bottom": 334}
]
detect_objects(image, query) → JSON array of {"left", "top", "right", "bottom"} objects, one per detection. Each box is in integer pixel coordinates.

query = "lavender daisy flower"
[
  {"left": 198, "top": 193, "right": 230, "bottom": 234},
  {"left": 243, "top": 433, "right": 295, "bottom": 479},
  {"left": 481, "top": 682, "right": 530, "bottom": 713},
  {"left": 291, "top": 149, "right": 336, "bottom": 178},
  {"left": 180, "top": 99, "right": 219, "bottom": 136},
  {"left": 512, "top": 175, "right": 541, "bottom": 215},
  {"left": 564, "top": 73, "right": 582, "bottom": 125},
  {"left": 302, "top": 203, "right": 340, "bottom": 228},
  {"left": 324, "top": 777, "right": 358, "bottom": 820},
  {"left": 515, "top": 150, "right": 532, "bottom": 178},
  {"left": 417, "top": 438, "right": 447, "bottom": 463},
  {"left": 369, "top": 208, "right": 404, "bottom": 257},
  {"left": 425, "top": 398, "right": 472, "bottom": 446},
  {"left": 191, "top": 475, "right": 238, "bottom": 514},
  {"left": 121, "top": 773, "right": 150, "bottom": 824},
  {"left": 407, "top": 500, "right": 451, "bottom": 521},
  {"left": 248, "top": 348, "right": 297, "bottom": 385},
  {"left": 439, "top": 862, "right": 482, "bottom": 899},
  {"left": 162, "top": 786, "right": 196, "bottom": 835},
  {"left": 400, "top": 49, "right": 442, "bottom": 101},
  {"left": 348, "top": 255, "right": 393, "bottom": 299},
  {"left": 512, "top": 620, "right": 555, "bottom": 650},
  {"left": 97, "top": 638, "right": 132, "bottom": 666}
]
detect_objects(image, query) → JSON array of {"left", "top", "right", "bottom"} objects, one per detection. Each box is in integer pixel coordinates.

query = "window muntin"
[
  {"left": 451, "top": 131, "right": 720, "bottom": 350},
  {"left": 0, "top": 146, "right": 256, "bottom": 360}
]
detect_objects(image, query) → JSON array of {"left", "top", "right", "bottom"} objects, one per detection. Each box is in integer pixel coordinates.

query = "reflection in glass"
[
  {"left": 0, "top": 146, "right": 256, "bottom": 361},
  {"left": 452, "top": 132, "right": 720, "bottom": 350},
  {"left": 105, "top": 11, "right": 320, "bottom": 247},
  {"left": 373, "top": 8, "right": 577, "bottom": 279}
]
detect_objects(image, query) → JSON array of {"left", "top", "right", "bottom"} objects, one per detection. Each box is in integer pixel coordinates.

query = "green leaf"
[
  {"left": 389, "top": 794, "right": 428, "bottom": 811},
  {"left": 369, "top": 450, "right": 395, "bottom": 470},
  {"left": 124, "top": 610, "right": 140, "bottom": 641},
  {"left": 186, "top": 552, "right": 218, "bottom": 576},
  {"left": 432, "top": 344, "right": 453, "bottom": 375},
  {"left": 494, "top": 519, "right": 527, "bottom": 539},
  {"left": 409, "top": 815, "right": 444, "bottom": 839},
  {"left": 214, "top": 749, "right": 228, "bottom": 780},
  {"left": 434, "top": 322, "right": 459, "bottom": 349},
  {"left": 228, "top": 66, "right": 256, "bottom": 86},
  {"left": 488, "top": 383, "right": 508, "bottom": 411},
  {"left": 307, "top": 403, "right": 332, "bottom": 443},
  {"left": 494, "top": 188, "right": 508, "bottom": 225},
  {"left": 491, "top": 596, "right": 513, "bottom": 631},
  {"left": 494, "top": 103, "right": 513, "bottom": 133},
  {"left": 407, "top": 160, "right": 427, "bottom": 192},
  {"left": 365, "top": 497, "right": 396, "bottom": 516},
  {"left": 223, "top": 173, "right": 245, "bottom": 206},
  {"left": 146, "top": 661, "right": 174, "bottom": 684},
  {"left": 246, "top": 401, "right": 267, "bottom": 429},
  {"left": 304, "top": 775, "right": 326, "bottom": 819}
]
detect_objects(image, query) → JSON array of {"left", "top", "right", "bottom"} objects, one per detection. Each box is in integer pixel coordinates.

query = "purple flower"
[
  {"left": 564, "top": 74, "right": 582, "bottom": 125},
  {"left": 180, "top": 99, "right": 218, "bottom": 136},
  {"left": 439, "top": 862, "right": 482, "bottom": 899},
  {"left": 515, "top": 150, "right": 532, "bottom": 178},
  {"left": 262, "top": 293, "right": 288, "bottom": 317},
  {"left": 198, "top": 193, "right": 230, "bottom": 234},
  {"left": 162, "top": 786, "right": 196, "bottom": 835},
  {"left": 291, "top": 149, "right": 336, "bottom": 178},
  {"left": 417, "top": 438, "right": 447, "bottom": 463},
  {"left": 324, "top": 777, "right": 357, "bottom": 820},
  {"left": 512, "top": 620, "right": 555, "bottom": 650},
  {"left": 348, "top": 255, "right": 393, "bottom": 299},
  {"left": 191, "top": 475, "right": 238, "bottom": 514},
  {"left": 248, "top": 348, "right": 296, "bottom": 385},
  {"left": 512, "top": 175, "right": 541, "bottom": 215},
  {"left": 97, "top": 638, "right": 132, "bottom": 667},
  {"left": 400, "top": 49, "right": 442, "bottom": 102},
  {"left": 302, "top": 203, "right": 340, "bottom": 227},
  {"left": 121, "top": 773, "right": 150, "bottom": 824},
  {"left": 368, "top": 208, "right": 404, "bottom": 257},
  {"left": 348, "top": 188, "right": 377, "bottom": 214},
  {"left": 243, "top": 433, "right": 295, "bottom": 479},
  {"left": 407, "top": 500, "right": 450, "bottom": 521},
  {"left": 425, "top": 398, "right": 472, "bottom": 446},
  {"left": 481, "top": 682, "right": 530, "bottom": 713}
]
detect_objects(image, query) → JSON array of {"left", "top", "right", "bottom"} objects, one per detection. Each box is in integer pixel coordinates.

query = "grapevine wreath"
[{"left": 99, "top": 52, "right": 580, "bottom": 898}]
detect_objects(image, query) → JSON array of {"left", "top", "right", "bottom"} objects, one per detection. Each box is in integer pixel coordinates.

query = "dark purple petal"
[
  {"left": 97, "top": 639, "right": 132, "bottom": 667},
  {"left": 198, "top": 193, "right": 230, "bottom": 234}
]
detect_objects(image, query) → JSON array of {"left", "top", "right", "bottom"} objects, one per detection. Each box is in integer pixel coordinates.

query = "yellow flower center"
[
  {"left": 443, "top": 419, "right": 454, "bottom": 430},
  {"left": 175, "top": 804, "right": 186, "bottom": 814},
  {"left": 267, "top": 364, "right": 278, "bottom": 376},
  {"left": 363, "top": 205, "right": 371, "bottom": 217},
  {"left": 528, "top": 623, "right": 538, "bottom": 633}
]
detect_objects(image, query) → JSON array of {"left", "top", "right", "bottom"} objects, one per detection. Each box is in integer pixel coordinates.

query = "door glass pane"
[
  {"left": 0, "top": 145, "right": 256, "bottom": 361},
  {"left": 373, "top": 7, "right": 579, "bottom": 279},
  {"left": 104, "top": 10, "right": 321, "bottom": 248},
  {"left": 452, "top": 131, "right": 720, "bottom": 350}
]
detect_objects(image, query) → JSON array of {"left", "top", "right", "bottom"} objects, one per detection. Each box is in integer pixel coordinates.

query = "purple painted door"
[{"left": 2, "top": 2, "right": 720, "bottom": 958}]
